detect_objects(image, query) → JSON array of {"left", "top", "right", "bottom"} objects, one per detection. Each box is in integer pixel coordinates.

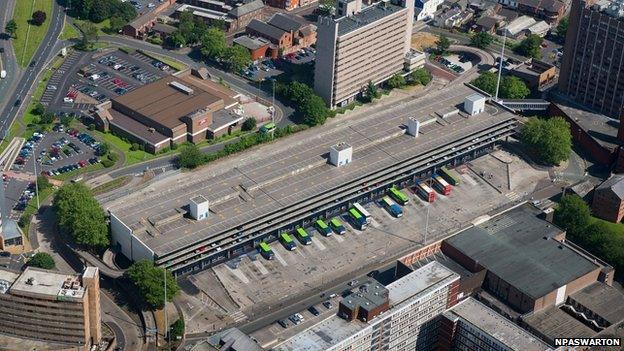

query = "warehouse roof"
[
  {"left": 445, "top": 298, "right": 551, "bottom": 351},
  {"left": 595, "top": 175, "right": 624, "bottom": 200},
  {"left": 335, "top": 1, "right": 406, "bottom": 36},
  {"left": 104, "top": 85, "right": 516, "bottom": 257},
  {"left": 247, "top": 19, "right": 288, "bottom": 41},
  {"left": 228, "top": 0, "right": 264, "bottom": 17},
  {"left": 233, "top": 35, "right": 271, "bottom": 50},
  {"left": 523, "top": 305, "right": 596, "bottom": 341},
  {"left": 267, "top": 13, "right": 304, "bottom": 32},
  {"left": 445, "top": 204, "right": 600, "bottom": 299},
  {"left": 108, "top": 109, "right": 170, "bottom": 145},
  {"left": 570, "top": 282, "right": 624, "bottom": 325}
]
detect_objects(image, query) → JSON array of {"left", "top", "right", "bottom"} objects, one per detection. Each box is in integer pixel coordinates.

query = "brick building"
[
  {"left": 122, "top": 0, "right": 177, "bottom": 39},
  {"left": 592, "top": 175, "right": 624, "bottom": 223},
  {"left": 175, "top": 0, "right": 265, "bottom": 33},
  {"left": 516, "top": 0, "right": 567, "bottom": 23},
  {"left": 233, "top": 35, "right": 276, "bottom": 60},
  {"left": 508, "top": 59, "right": 557, "bottom": 90},
  {"left": 245, "top": 13, "right": 317, "bottom": 56}
]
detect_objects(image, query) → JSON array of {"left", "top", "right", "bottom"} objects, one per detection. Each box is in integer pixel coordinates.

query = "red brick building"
[
  {"left": 122, "top": 0, "right": 177, "bottom": 39},
  {"left": 245, "top": 14, "right": 316, "bottom": 56},
  {"left": 233, "top": 36, "right": 277, "bottom": 60},
  {"left": 592, "top": 175, "right": 624, "bottom": 223}
]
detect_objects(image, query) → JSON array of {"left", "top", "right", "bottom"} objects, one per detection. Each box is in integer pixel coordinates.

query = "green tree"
[
  {"left": 53, "top": 184, "right": 109, "bottom": 248},
  {"left": 40, "top": 112, "right": 55, "bottom": 124},
  {"left": 499, "top": 76, "right": 530, "bottom": 99},
  {"left": 5, "top": 20, "right": 17, "bottom": 39},
  {"left": 241, "top": 117, "right": 257, "bottom": 131},
  {"left": 125, "top": 260, "right": 180, "bottom": 309},
  {"left": 89, "top": 0, "right": 111, "bottom": 23},
  {"left": 521, "top": 117, "right": 572, "bottom": 165},
  {"left": 178, "top": 10, "right": 196, "bottom": 43},
  {"left": 31, "top": 11, "right": 47, "bottom": 26},
  {"left": 300, "top": 95, "right": 329, "bottom": 126},
  {"left": 109, "top": 16, "right": 126, "bottom": 33},
  {"left": 200, "top": 27, "right": 227, "bottom": 60},
  {"left": 470, "top": 31, "right": 493, "bottom": 49},
  {"left": 61, "top": 114, "right": 73, "bottom": 127},
  {"left": 553, "top": 195, "right": 591, "bottom": 237},
  {"left": 168, "top": 30, "right": 186, "bottom": 48},
  {"left": 409, "top": 68, "right": 431, "bottom": 86},
  {"left": 556, "top": 17, "right": 569, "bottom": 40},
  {"left": 77, "top": 21, "right": 99, "bottom": 51},
  {"left": 97, "top": 141, "right": 110, "bottom": 156},
  {"left": 514, "top": 34, "right": 543, "bottom": 58},
  {"left": 170, "top": 318, "right": 185, "bottom": 340},
  {"left": 387, "top": 73, "right": 406, "bottom": 89},
  {"left": 32, "top": 103, "right": 45, "bottom": 116},
  {"left": 37, "top": 175, "right": 52, "bottom": 192},
  {"left": 471, "top": 72, "right": 498, "bottom": 95},
  {"left": 436, "top": 35, "right": 451, "bottom": 55},
  {"left": 27, "top": 252, "right": 56, "bottom": 269},
  {"left": 177, "top": 144, "right": 205, "bottom": 169},
  {"left": 365, "top": 81, "right": 380, "bottom": 102},
  {"left": 223, "top": 45, "right": 252, "bottom": 73}
]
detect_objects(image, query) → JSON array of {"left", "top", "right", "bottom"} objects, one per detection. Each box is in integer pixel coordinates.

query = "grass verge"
[
  {"left": 51, "top": 163, "right": 105, "bottom": 182},
  {"left": 92, "top": 131, "right": 156, "bottom": 166},
  {"left": 59, "top": 19, "right": 80, "bottom": 40},
  {"left": 18, "top": 186, "right": 55, "bottom": 234},
  {"left": 13, "top": 0, "right": 54, "bottom": 67},
  {"left": 91, "top": 176, "right": 132, "bottom": 195},
  {"left": 137, "top": 50, "right": 187, "bottom": 71},
  {"left": 74, "top": 19, "right": 110, "bottom": 36}
]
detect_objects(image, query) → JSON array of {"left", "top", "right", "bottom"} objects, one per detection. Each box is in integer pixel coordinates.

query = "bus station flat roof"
[{"left": 104, "top": 85, "right": 516, "bottom": 257}]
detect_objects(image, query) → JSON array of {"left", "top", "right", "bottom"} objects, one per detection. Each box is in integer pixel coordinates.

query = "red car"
[{"left": 78, "top": 160, "right": 88, "bottom": 167}]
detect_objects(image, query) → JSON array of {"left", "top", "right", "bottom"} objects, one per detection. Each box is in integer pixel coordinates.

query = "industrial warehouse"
[
  {"left": 94, "top": 70, "right": 244, "bottom": 153},
  {"left": 104, "top": 85, "right": 518, "bottom": 275}
]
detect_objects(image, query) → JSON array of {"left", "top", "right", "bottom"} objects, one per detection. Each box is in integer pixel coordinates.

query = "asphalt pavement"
[
  {"left": 0, "top": 0, "right": 20, "bottom": 115},
  {"left": 0, "top": 1, "right": 65, "bottom": 137}
]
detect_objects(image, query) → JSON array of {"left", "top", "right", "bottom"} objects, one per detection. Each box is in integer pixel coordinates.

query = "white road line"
[
  {"left": 462, "top": 173, "right": 478, "bottom": 186},
  {"left": 226, "top": 265, "right": 250, "bottom": 284},
  {"left": 273, "top": 250, "right": 288, "bottom": 267},
  {"left": 252, "top": 259, "right": 269, "bottom": 275},
  {"left": 311, "top": 237, "right": 326, "bottom": 251},
  {"left": 332, "top": 234, "right": 344, "bottom": 243}
]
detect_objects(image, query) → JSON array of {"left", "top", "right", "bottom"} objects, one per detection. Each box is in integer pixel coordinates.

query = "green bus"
[
  {"left": 330, "top": 217, "right": 346, "bottom": 235},
  {"left": 389, "top": 186, "right": 409, "bottom": 205},
  {"left": 349, "top": 208, "right": 367, "bottom": 230},
  {"left": 260, "top": 122, "right": 276, "bottom": 134},
  {"left": 295, "top": 227, "right": 312, "bottom": 245},
  {"left": 440, "top": 166, "right": 461, "bottom": 186},
  {"left": 280, "top": 233, "right": 297, "bottom": 251},
  {"left": 258, "top": 242, "right": 274, "bottom": 260},
  {"left": 315, "top": 219, "right": 332, "bottom": 236}
]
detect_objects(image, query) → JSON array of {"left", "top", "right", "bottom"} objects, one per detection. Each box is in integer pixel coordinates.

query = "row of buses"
[{"left": 258, "top": 167, "right": 462, "bottom": 260}]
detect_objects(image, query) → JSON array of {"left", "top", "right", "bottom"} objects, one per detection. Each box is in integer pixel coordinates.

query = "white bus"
[{"left": 353, "top": 203, "right": 371, "bottom": 224}]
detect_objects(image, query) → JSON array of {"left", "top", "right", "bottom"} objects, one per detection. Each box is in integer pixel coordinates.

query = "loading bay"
[{"left": 103, "top": 84, "right": 518, "bottom": 276}]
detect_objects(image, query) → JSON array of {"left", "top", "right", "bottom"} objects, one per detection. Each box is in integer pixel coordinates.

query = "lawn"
[
  {"left": 18, "top": 186, "right": 55, "bottom": 234},
  {"left": 74, "top": 19, "right": 110, "bottom": 36},
  {"left": 92, "top": 131, "right": 156, "bottom": 166},
  {"left": 12, "top": 0, "right": 54, "bottom": 67},
  {"left": 59, "top": 19, "right": 80, "bottom": 40},
  {"left": 137, "top": 50, "right": 188, "bottom": 71},
  {"left": 91, "top": 176, "right": 131, "bottom": 195}
]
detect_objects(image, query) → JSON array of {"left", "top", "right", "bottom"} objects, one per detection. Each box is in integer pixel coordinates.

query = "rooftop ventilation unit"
[
  {"left": 169, "top": 81, "right": 195, "bottom": 95},
  {"left": 190, "top": 195, "right": 210, "bottom": 221},
  {"left": 330, "top": 142, "right": 353, "bottom": 167}
]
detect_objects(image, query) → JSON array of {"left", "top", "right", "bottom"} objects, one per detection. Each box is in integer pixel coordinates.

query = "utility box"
[
  {"left": 330, "top": 142, "right": 353, "bottom": 167},
  {"left": 189, "top": 195, "right": 209, "bottom": 221},
  {"left": 407, "top": 117, "right": 420, "bottom": 137},
  {"left": 464, "top": 94, "right": 486, "bottom": 116}
]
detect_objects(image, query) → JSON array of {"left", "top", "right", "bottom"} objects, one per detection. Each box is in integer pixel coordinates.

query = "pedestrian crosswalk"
[
  {"left": 505, "top": 191, "right": 521, "bottom": 201},
  {"left": 230, "top": 311, "right": 247, "bottom": 323}
]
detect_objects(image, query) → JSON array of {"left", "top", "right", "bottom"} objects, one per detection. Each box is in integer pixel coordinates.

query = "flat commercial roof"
[
  {"left": 9, "top": 267, "right": 85, "bottom": 299},
  {"left": 274, "top": 262, "right": 458, "bottom": 351},
  {"left": 445, "top": 204, "right": 600, "bottom": 299},
  {"left": 570, "top": 282, "right": 624, "bottom": 325},
  {"left": 523, "top": 305, "right": 596, "bottom": 341},
  {"left": 335, "top": 2, "right": 405, "bottom": 36},
  {"left": 109, "top": 109, "right": 170, "bottom": 145},
  {"left": 445, "top": 298, "right": 552, "bottom": 351},
  {"left": 104, "top": 85, "right": 516, "bottom": 257}
]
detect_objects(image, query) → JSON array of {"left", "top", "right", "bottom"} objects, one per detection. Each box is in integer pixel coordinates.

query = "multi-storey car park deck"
[{"left": 105, "top": 85, "right": 518, "bottom": 275}]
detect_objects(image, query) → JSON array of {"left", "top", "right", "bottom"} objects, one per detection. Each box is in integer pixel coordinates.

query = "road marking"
[
  {"left": 462, "top": 173, "right": 477, "bottom": 186},
  {"left": 311, "top": 237, "right": 326, "bottom": 251},
  {"left": 273, "top": 250, "right": 288, "bottom": 267},
  {"left": 332, "top": 234, "right": 344, "bottom": 243},
  {"left": 226, "top": 265, "right": 250, "bottom": 284},
  {"left": 252, "top": 259, "right": 269, "bottom": 275}
]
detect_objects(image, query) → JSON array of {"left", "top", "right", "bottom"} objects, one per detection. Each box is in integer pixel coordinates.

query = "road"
[
  {"left": 100, "top": 35, "right": 293, "bottom": 125},
  {"left": 0, "top": 0, "right": 65, "bottom": 137},
  {"left": 0, "top": 0, "right": 20, "bottom": 115}
]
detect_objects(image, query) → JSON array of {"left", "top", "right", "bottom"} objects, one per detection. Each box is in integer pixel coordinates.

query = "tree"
[
  {"left": 61, "top": 114, "right": 73, "bottom": 127},
  {"left": 32, "top": 103, "right": 45, "bottom": 116},
  {"left": 556, "top": 17, "right": 569, "bottom": 40},
  {"left": 178, "top": 10, "right": 196, "bottom": 43},
  {"left": 97, "top": 142, "right": 110, "bottom": 156},
  {"left": 5, "top": 19, "right": 17, "bottom": 39},
  {"left": 470, "top": 31, "right": 493, "bottom": 49},
  {"left": 553, "top": 195, "right": 591, "bottom": 237},
  {"left": 471, "top": 72, "right": 498, "bottom": 95},
  {"left": 521, "top": 116, "right": 572, "bottom": 165},
  {"left": 241, "top": 118, "right": 257, "bottom": 131},
  {"left": 27, "top": 252, "right": 55, "bottom": 269},
  {"left": 168, "top": 30, "right": 186, "bottom": 48},
  {"left": 37, "top": 175, "right": 52, "bottom": 192},
  {"left": 40, "top": 112, "right": 55, "bottom": 124},
  {"left": 200, "top": 27, "right": 227, "bottom": 60},
  {"left": 514, "top": 34, "right": 543, "bottom": 58},
  {"left": 170, "top": 318, "right": 185, "bottom": 340},
  {"left": 436, "top": 35, "right": 451, "bottom": 55},
  {"left": 177, "top": 144, "right": 205, "bottom": 169},
  {"left": 109, "top": 16, "right": 126, "bottom": 33},
  {"left": 222, "top": 45, "right": 251, "bottom": 73},
  {"left": 125, "top": 260, "right": 180, "bottom": 309},
  {"left": 409, "top": 68, "right": 431, "bottom": 86},
  {"left": 499, "top": 76, "right": 530, "bottom": 99},
  {"left": 31, "top": 11, "right": 47, "bottom": 26},
  {"left": 53, "top": 184, "right": 109, "bottom": 248},
  {"left": 89, "top": 1, "right": 111, "bottom": 23},
  {"left": 77, "top": 21, "right": 99, "bottom": 51},
  {"left": 300, "top": 95, "right": 329, "bottom": 126},
  {"left": 387, "top": 73, "right": 406, "bottom": 89},
  {"left": 365, "top": 81, "right": 380, "bottom": 102}
]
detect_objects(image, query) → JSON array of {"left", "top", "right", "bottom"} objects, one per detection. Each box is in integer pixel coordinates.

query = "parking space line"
[
  {"left": 462, "top": 173, "right": 478, "bottom": 186},
  {"left": 332, "top": 234, "right": 344, "bottom": 243},
  {"left": 226, "top": 265, "right": 250, "bottom": 284},
  {"left": 311, "top": 237, "right": 326, "bottom": 251},
  {"left": 252, "top": 260, "right": 269, "bottom": 275},
  {"left": 273, "top": 250, "right": 288, "bottom": 267}
]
